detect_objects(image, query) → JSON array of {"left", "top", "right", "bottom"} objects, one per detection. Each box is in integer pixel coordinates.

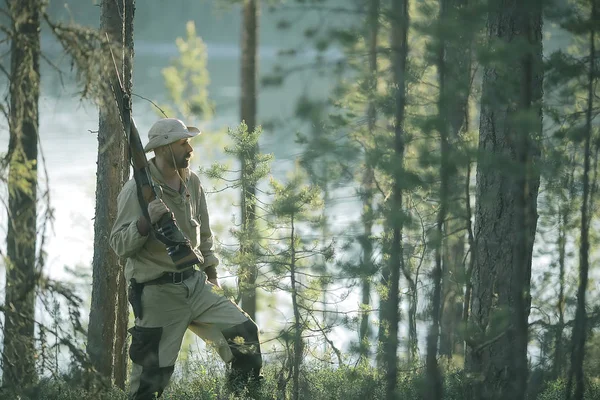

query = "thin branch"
[{"left": 132, "top": 93, "right": 168, "bottom": 117}]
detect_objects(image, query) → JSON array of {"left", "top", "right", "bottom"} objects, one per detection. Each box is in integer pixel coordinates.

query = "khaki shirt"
[{"left": 110, "top": 159, "right": 218, "bottom": 283}]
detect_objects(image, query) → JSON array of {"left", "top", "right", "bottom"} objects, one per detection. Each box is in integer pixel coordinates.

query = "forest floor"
[{"left": 4, "top": 361, "right": 600, "bottom": 400}]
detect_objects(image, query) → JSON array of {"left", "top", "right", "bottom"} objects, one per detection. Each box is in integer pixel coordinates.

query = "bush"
[
  {"left": 538, "top": 379, "right": 600, "bottom": 400},
  {"left": 0, "top": 377, "right": 127, "bottom": 400},
  {"left": 298, "top": 364, "right": 384, "bottom": 400},
  {"left": 6, "top": 363, "right": 600, "bottom": 400}
]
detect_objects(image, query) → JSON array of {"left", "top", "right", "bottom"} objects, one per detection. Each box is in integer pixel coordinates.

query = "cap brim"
[
  {"left": 144, "top": 127, "right": 201, "bottom": 152},
  {"left": 186, "top": 125, "right": 201, "bottom": 134}
]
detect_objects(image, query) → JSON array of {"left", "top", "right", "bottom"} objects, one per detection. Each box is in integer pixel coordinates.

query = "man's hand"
[
  {"left": 148, "top": 199, "right": 169, "bottom": 224},
  {"left": 208, "top": 278, "right": 220, "bottom": 288}
]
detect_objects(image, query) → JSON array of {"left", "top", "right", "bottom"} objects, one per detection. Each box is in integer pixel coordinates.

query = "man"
[{"left": 110, "top": 118, "right": 262, "bottom": 399}]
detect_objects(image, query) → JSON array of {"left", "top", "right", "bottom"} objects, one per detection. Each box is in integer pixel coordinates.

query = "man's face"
[{"left": 170, "top": 138, "right": 194, "bottom": 169}]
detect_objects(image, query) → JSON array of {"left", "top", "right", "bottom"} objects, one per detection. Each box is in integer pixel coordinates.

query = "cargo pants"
[{"left": 128, "top": 270, "right": 262, "bottom": 399}]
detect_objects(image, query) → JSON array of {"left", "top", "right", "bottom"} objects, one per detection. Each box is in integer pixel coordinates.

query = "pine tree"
[
  {"left": 159, "top": 21, "right": 213, "bottom": 121},
  {"left": 87, "top": 0, "right": 134, "bottom": 385},
  {"left": 563, "top": 1, "right": 598, "bottom": 398},
  {"left": 239, "top": 0, "right": 261, "bottom": 322},
  {"left": 437, "top": 0, "right": 476, "bottom": 360},
  {"left": 381, "top": 1, "right": 409, "bottom": 398},
  {"left": 266, "top": 169, "right": 333, "bottom": 400},
  {"left": 358, "top": 0, "right": 380, "bottom": 360},
  {"left": 1, "top": 0, "right": 113, "bottom": 390},
  {"left": 202, "top": 121, "right": 271, "bottom": 305},
  {"left": 2, "top": 0, "right": 42, "bottom": 389},
  {"left": 466, "top": 0, "right": 543, "bottom": 398}
]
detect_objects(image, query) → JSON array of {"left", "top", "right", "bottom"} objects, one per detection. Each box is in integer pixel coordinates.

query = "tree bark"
[
  {"left": 113, "top": 0, "right": 135, "bottom": 389},
  {"left": 240, "top": 0, "right": 259, "bottom": 321},
  {"left": 467, "top": 0, "right": 543, "bottom": 399},
  {"left": 439, "top": 0, "right": 472, "bottom": 360},
  {"left": 2, "top": 0, "right": 41, "bottom": 389},
  {"left": 553, "top": 161, "right": 573, "bottom": 379},
  {"left": 290, "top": 214, "right": 302, "bottom": 400},
  {"left": 359, "top": 0, "right": 379, "bottom": 356},
  {"left": 462, "top": 162, "right": 475, "bottom": 352},
  {"left": 566, "top": 2, "right": 596, "bottom": 398},
  {"left": 382, "top": 1, "right": 409, "bottom": 398},
  {"left": 425, "top": 0, "right": 455, "bottom": 396},
  {"left": 405, "top": 272, "right": 418, "bottom": 364},
  {"left": 87, "top": 0, "right": 131, "bottom": 382}
]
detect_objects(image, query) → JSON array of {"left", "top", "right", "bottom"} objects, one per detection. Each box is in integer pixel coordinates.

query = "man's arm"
[
  {"left": 110, "top": 182, "right": 150, "bottom": 258},
  {"left": 198, "top": 184, "right": 219, "bottom": 279}
]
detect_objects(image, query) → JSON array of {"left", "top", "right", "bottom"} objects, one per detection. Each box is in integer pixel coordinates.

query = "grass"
[{"left": 2, "top": 362, "right": 600, "bottom": 399}]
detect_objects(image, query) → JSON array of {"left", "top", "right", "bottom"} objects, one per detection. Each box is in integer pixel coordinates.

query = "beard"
[{"left": 176, "top": 152, "right": 192, "bottom": 169}]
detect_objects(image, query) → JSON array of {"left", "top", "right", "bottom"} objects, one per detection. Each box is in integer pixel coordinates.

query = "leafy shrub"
[
  {"left": 8, "top": 363, "right": 600, "bottom": 400},
  {"left": 538, "top": 379, "right": 600, "bottom": 400},
  {"left": 0, "top": 377, "right": 127, "bottom": 400}
]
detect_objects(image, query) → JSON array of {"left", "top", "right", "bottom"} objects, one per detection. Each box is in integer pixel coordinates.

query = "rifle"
[{"left": 107, "top": 42, "right": 201, "bottom": 270}]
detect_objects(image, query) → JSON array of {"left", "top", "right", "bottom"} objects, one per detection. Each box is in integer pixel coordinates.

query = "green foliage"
[
  {"left": 159, "top": 21, "right": 213, "bottom": 120},
  {"left": 0, "top": 365, "right": 394, "bottom": 400},
  {"left": 13, "top": 0, "right": 600, "bottom": 396},
  {"left": 201, "top": 121, "right": 272, "bottom": 251},
  {"left": 263, "top": 168, "right": 337, "bottom": 366},
  {"left": 200, "top": 122, "right": 273, "bottom": 314},
  {"left": 269, "top": 171, "right": 322, "bottom": 220},
  {"left": 203, "top": 122, "right": 272, "bottom": 186},
  {"left": 7, "top": 149, "right": 37, "bottom": 197},
  {"left": 42, "top": 15, "right": 114, "bottom": 104},
  {"left": 264, "top": 167, "right": 331, "bottom": 285},
  {"left": 28, "top": 365, "right": 597, "bottom": 400},
  {"left": 0, "top": 377, "right": 127, "bottom": 400},
  {"left": 300, "top": 364, "right": 384, "bottom": 399},
  {"left": 538, "top": 379, "right": 600, "bottom": 400}
]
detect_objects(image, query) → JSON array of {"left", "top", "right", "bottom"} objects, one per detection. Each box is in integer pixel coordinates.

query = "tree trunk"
[
  {"left": 439, "top": 0, "right": 472, "bottom": 360},
  {"left": 406, "top": 275, "right": 418, "bottom": 364},
  {"left": 2, "top": 0, "right": 41, "bottom": 390},
  {"left": 400, "top": 250, "right": 418, "bottom": 364},
  {"left": 290, "top": 214, "right": 302, "bottom": 400},
  {"left": 240, "top": 0, "right": 259, "bottom": 321},
  {"left": 383, "top": 0, "right": 409, "bottom": 398},
  {"left": 113, "top": 0, "right": 135, "bottom": 389},
  {"left": 462, "top": 161, "right": 475, "bottom": 352},
  {"left": 553, "top": 161, "right": 573, "bottom": 380},
  {"left": 87, "top": 0, "right": 130, "bottom": 382},
  {"left": 377, "top": 269, "right": 390, "bottom": 368},
  {"left": 425, "top": 0, "right": 454, "bottom": 396},
  {"left": 113, "top": 268, "right": 129, "bottom": 389},
  {"left": 359, "top": 0, "right": 379, "bottom": 356},
  {"left": 467, "top": 0, "right": 543, "bottom": 399},
  {"left": 553, "top": 200, "right": 567, "bottom": 379},
  {"left": 566, "top": 3, "right": 595, "bottom": 398}
]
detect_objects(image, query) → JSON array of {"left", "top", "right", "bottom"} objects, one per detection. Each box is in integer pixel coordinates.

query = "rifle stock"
[{"left": 108, "top": 46, "right": 201, "bottom": 270}]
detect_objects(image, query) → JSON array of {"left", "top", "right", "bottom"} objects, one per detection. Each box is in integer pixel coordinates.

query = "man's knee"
[
  {"left": 222, "top": 319, "right": 263, "bottom": 373},
  {"left": 222, "top": 319, "right": 261, "bottom": 352}
]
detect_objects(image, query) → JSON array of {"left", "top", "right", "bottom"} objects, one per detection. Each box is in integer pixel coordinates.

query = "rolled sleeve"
[{"left": 110, "top": 182, "right": 149, "bottom": 258}]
